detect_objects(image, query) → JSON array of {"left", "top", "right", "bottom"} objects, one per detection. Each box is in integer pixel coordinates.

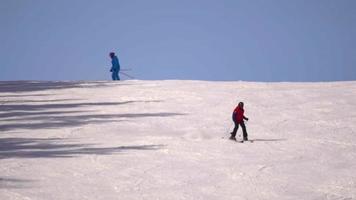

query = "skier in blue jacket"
[{"left": 109, "top": 52, "right": 120, "bottom": 80}]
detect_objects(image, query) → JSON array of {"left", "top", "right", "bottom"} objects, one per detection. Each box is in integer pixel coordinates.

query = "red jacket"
[{"left": 233, "top": 106, "right": 246, "bottom": 123}]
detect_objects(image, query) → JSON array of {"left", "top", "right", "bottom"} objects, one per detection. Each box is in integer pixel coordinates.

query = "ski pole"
[{"left": 120, "top": 71, "right": 135, "bottom": 79}]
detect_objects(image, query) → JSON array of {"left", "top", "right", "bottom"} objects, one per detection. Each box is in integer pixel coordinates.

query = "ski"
[
  {"left": 239, "top": 140, "right": 254, "bottom": 143},
  {"left": 222, "top": 136, "right": 253, "bottom": 143}
]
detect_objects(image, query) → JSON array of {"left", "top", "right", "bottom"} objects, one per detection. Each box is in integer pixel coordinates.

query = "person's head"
[
  {"left": 238, "top": 102, "right": 244, "bottom": 108},
  {"left": 109, "top": 52, "right": 115, "bottom": 58}
]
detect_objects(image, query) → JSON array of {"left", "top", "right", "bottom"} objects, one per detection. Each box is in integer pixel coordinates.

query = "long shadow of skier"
[{"left": 249, "top": 138, "right": 287, "bottom": 142}]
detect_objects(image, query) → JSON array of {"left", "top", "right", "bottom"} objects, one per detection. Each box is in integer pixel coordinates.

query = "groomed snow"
[{"left": 1, "top": 80, "right": 356, "bottom": 200}]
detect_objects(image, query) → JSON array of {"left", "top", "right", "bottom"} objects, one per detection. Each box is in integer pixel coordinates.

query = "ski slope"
[{"left": 1, "top": 80, "right": 356, "bottom": 200}]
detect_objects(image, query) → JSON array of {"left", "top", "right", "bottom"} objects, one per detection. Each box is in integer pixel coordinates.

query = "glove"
[
  {"left": 110, "top": 69, "right": 113, "bottom": 72},
  {"left": 246, "top": 118, "right": 249, "bottom": 121}
]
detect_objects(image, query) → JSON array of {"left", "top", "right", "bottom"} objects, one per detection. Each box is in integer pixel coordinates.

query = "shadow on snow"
[
  {"left": 0, "top": 137, "right": 164, "bottom": 188},
  {"left": 0, "top": 177, "right": 34, "bottom": 189},
  {"left": 0, "top": 98, "right": 180, "bottom": 131},
  {"left": 0, "top": 81, "right": 136, "bottom": 93},
  {"left": 0, "top": 112, "right": 184, "bottom": 131},
  {"left": 0, "top": 137, "right": 165, "bottom": 160},
  {"left": 0, "top": 81, "right": 173, "bottom": 189},
  {"left": 0, "top": 81, "right": 178, "bottom": 131},
  {"left": 0, "top": 101, "right": 145, "bottom": 112}
]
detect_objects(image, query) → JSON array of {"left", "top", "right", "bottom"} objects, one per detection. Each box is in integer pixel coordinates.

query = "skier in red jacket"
[{"left": 230, "top": 102, "right": 249, "bottom": 141}]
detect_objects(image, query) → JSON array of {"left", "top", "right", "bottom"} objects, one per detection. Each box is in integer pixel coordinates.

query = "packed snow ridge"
[{"left": 1, "top": 80, "right": 356, "bottom": 200}]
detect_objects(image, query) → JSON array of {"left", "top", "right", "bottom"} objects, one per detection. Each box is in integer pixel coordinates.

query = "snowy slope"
[{"left": 1, "top": 80, "right": 356, "bottom": 200}]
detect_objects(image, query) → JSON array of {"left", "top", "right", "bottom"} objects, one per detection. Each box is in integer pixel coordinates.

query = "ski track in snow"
[{"left": 0, "top": 80, "right": 356, "bottom": 200}]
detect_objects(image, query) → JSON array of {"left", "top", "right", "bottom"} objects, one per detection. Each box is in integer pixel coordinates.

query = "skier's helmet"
[
  {"left": 109, "top": 52, "right": 115, "bottom": 57},
  {"left": 238, "top": 102, "right": 244, "bottom": 108}
]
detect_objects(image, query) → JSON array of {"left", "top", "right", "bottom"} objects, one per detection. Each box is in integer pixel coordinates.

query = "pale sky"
[{"left": 1, "top": 0, "right": 356, "bottom": 81}]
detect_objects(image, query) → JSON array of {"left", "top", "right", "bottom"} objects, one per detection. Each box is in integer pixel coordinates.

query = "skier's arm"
[
  {"left": 113, "top": 57, "right": 120, "bottom": 71},
  {"left": 243, "top": 116, "right": 249, "bottom": 121},
  {"left": 110, "top": 60, "right": 115, "bottom": 71},
  {"left": 232, "top": 110, "right": 237, "bottom": 122}
]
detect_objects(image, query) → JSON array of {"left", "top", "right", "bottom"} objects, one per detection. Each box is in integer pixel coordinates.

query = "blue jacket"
[{"left": 111, "top": 56, "right": 120, "bottom": 71}]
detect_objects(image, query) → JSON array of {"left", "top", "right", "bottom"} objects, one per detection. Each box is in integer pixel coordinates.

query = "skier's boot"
[{"left": 229, "top": 136, "right": 236, "bottom": 141}]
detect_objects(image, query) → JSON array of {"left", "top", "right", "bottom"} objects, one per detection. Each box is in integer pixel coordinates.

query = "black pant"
[{"left": 231, "top": 121, "right": 248, "bottom": 140}]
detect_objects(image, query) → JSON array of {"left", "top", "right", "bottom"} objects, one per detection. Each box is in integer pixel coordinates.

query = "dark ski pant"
[
  {"left": 231, "top": 121, "right": 248, "bottom": 140},
  {"left": 112, "top": 69, "right": 120, "bottom": 81}
]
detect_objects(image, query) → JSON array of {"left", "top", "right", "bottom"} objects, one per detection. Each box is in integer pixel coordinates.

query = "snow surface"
[{"left": 1, "top": 80, "right": 356, "bottom": 200}]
